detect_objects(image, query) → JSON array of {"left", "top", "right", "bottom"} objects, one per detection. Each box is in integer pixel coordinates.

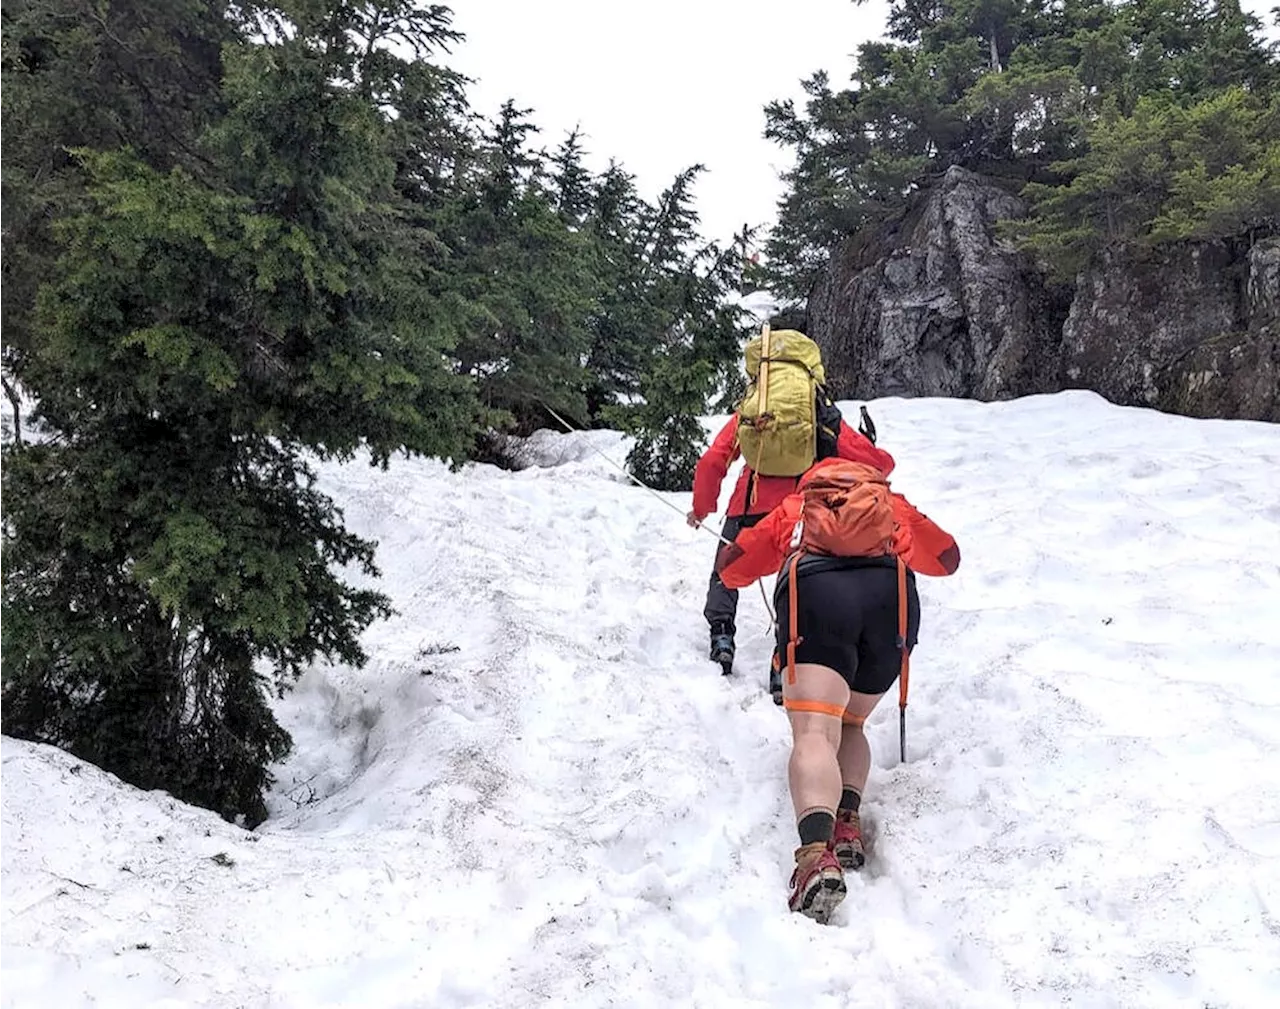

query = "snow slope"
[{"left": 4, "top": 392, "right": 1280, "bottom": 1008}]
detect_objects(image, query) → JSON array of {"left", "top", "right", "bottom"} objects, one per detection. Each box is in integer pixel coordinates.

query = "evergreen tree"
[
  {"left": 1, "top": 0, "right": 233, "bottom": 393},
  {"left": 446, "top": 101, "right": 596, "bottom": 437},
  {"left": 763, "top": 0, "right": 1279, "bottom": 293},
  {"left": 616, "top": 351, "right": 716, "bottom": 492},
  {"left": 582, "top": 161, "right": 655, "bottom": 419},
  {"left": 602, "top": 168, "right": 746, "bottom": 490},
  {"left": 1015, "top": 87, "right": 1280, "bottom": 274},
  {"left": 2, "top": 0, "right": 746, "bottom": 824},
  {"left": 1, "top": 0, "right": 476, "bottom": 825},
  {"left": 550, "top": 127, "right": 596, "bottom": 226}
]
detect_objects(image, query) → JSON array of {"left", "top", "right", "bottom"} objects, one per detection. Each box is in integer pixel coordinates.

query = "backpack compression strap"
[{"left": 748, "top": 326, "right": 772, "bottom": 509}]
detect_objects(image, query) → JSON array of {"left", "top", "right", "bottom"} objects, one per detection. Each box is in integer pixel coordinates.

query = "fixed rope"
[{"left": 537, "top": 401, "right": 777, "bottom": 629}]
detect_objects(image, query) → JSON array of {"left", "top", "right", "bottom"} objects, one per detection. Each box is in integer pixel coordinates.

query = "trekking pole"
[
  {"left": 858, "top": 405, "right": 877, "bottom": 445},
  {"left": 896, "top": 557, "right": 910, "bottom": 763},
  {"left": 901, "top": 650, "right": 911, "bottom": 763},
  {"left": 538, "top": 401, "right": 778, "bottom": 626}
]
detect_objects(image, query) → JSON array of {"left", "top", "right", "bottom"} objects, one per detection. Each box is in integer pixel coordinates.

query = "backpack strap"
[
  {"left": 757, "top": 354, "right": 818, "bottom": 375},
  {"left": 757, "top": 325, "right": 772, "bottom": 418},
  {"left": 779, "top": 553, "right": 846, "bottom": 717},
  {"left": 785, "top": 551, "right": 803, "bottom": 688},
  {"left": 748, "top": 326, "right": 772, "bottom": 508}
]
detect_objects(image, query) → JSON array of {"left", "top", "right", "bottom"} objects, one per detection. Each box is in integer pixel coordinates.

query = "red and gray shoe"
[
  {"left": 788, "top": 842, "right": 846, "bottom": 923},
  {"left": 831, "top": 811, "right": 866, "bottom": 871}
]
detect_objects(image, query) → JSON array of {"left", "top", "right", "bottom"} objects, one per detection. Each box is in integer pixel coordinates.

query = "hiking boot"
[
  {"left": 709, "top": 622, "right": 735, "bottom": 675},
  {"left": 788, "top": 841, "right": 845, "bottom": 923},
  {"left": 831, "top": 810, "right": 865, "bottom": 871},
  {"left": 769, "top": 653, "right": 783, "bottom": 705}
]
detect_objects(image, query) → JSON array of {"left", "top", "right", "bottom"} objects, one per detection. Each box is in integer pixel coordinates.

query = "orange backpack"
[
  {"left": 781, "top": 461, "right": 910, "bottom": 754},
  {"left": 791, "top": 461, "right": 895, "bottom": 559}
]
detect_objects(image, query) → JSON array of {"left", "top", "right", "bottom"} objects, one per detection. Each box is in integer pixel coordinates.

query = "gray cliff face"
[
  {"left": 807, "top": 167, "right": 1278, "bottom": 422},
  {"left": 809, "top": 167, "right": 1070, "bottom": 403}
]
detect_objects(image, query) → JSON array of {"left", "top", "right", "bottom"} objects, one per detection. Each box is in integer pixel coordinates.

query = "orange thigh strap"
[
  {"left": 783, "top": 699, "right": 848, "bottom": 719},
  {"left": 842, "top": 712, "right": 867, "bottom": 727}
]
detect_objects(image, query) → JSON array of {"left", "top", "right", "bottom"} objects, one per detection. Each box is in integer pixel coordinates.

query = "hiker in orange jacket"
[
  {"left": 687, "top": 413, "right": 893, "bottom": 672},
  {"left": 715, "top": 457, "right": 960, "bottom": 922}
]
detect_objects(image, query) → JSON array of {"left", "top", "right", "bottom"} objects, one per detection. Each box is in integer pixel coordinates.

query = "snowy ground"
[{"left": 4, "top": 391, "right": 1280, "bottom": 1008}]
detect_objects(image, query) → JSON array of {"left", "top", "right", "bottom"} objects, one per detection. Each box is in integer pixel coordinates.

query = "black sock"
[
  {"left": 797, "top": 810, "right": 835, "bottom": 846},
  {"left": 839, "top": 788, "right": 861, "bottom": 814}
]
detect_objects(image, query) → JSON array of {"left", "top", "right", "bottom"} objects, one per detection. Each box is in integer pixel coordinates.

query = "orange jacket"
[
  {"left": 715, "top": 462, "right": 961, "bottom": 588},
  {"left": 691, "top": 415, "right": 895, "bottom": 520}
]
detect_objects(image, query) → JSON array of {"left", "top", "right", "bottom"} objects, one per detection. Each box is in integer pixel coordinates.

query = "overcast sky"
[{"left": 447, "top": 0, "right": 891, "bottom": 249}]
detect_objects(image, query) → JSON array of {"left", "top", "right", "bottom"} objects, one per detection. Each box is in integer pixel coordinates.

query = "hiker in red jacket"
[
  {"left": 715, "top": 457, "right": 960, "bottom": 922},
  {"left": 686, "top": 413, "right": 893, "bottom": 673}
]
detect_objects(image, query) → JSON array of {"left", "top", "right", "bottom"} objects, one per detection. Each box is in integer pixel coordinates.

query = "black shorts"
[{"left": 774, "top": 558, "right": 921, "bottom": 696}]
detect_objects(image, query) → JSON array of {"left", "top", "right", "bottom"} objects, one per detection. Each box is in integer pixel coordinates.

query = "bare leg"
[
  {"left": 835, "top": 691, "right": 884, "bottom": 795},
  {"left": 784, "top": 663, "right": 851, "bottom": 821},
  {"left": 789, "top": 719, "right": 843, "bottom": 820},
  {"left": 835, "top": 723, "right": 871, "bottom": 796},
  {"left": 783, "top": 662, "right": 853, "bottom": 921},
  {"left": 827, "top": 691, "right": 887, "bottom": 872}
]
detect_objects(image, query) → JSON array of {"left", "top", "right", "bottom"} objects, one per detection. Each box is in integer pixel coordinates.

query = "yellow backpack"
[{"left": 735, "top": 325, "right": 827, "bottom": 478}]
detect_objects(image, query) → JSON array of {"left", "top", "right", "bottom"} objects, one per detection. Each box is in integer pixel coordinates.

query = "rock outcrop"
[{"left": 807, "top": 166, "right": 1278, "bottom": 421}]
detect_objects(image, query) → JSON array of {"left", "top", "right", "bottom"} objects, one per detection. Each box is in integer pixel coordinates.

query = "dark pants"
[
  {"left": 702, "top": 513, "right": 766, "bottom": 635},
  {"left": 775, "top": 560, "right": 921, "bottom": 695}
]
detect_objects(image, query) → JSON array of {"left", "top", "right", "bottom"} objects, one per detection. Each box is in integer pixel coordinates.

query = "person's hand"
[{"left": 686, "top": 510, "right": 703, "bottom": 528}]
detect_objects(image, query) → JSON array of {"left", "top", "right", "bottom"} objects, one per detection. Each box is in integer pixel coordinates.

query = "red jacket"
[
  {"left": 691, "top": 415, "right": 895, "bottom": 520},
  {"left": 715, "top": 459, "right": 962, "bottom": 587}
]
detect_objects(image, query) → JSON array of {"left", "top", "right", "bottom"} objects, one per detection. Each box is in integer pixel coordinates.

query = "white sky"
[{"left": 447, "top": 1, "right": 892, "bottom": 249}]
